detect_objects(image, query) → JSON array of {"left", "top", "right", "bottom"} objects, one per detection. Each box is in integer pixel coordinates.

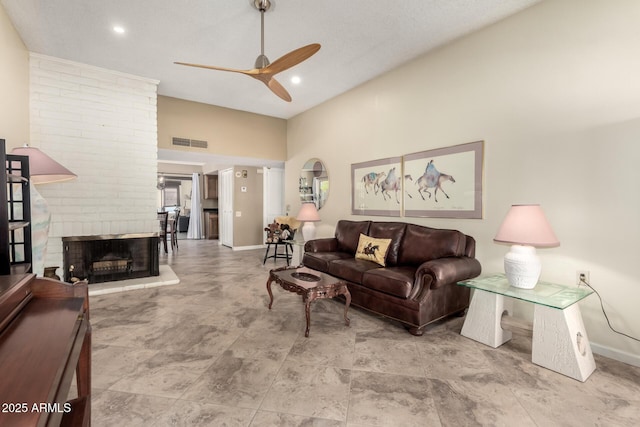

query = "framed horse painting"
[
  {"left": 403, "top": 141, "right": 484, "bottom": 219},
  {"left": 351, "top": 156, "right": 403, "bottom": 216}
]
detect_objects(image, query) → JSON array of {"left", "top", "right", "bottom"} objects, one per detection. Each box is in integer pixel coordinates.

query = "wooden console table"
[{"left": 0, "top": 273, "right": 91, "bottom": 426}]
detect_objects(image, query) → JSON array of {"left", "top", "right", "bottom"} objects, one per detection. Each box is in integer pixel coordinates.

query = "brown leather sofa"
[{"left": 302, "top": 220, "right": 481, "bottom": 335}]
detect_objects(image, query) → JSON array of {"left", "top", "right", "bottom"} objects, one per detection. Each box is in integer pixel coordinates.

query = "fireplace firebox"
[{"left": 62, "top": 233, "right": 159, "bottom": 284}]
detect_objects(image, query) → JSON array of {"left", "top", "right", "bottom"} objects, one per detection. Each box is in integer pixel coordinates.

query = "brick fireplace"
[
  {"left": 62, "top": 234, "right": 159, "bottom": 284},
  {"left": 29, "top": 54, "right": 160, "bottom": 272}
]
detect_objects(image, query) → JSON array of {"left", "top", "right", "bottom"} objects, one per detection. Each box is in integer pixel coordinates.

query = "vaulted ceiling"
[{"left": 3, "top": 0, "right": 539, "bottom": 120}]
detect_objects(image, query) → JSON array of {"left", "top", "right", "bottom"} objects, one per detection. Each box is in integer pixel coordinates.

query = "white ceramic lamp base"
[
  {"left": 30, "top": 186, "right": 52, "bottom": 277},
  {"left": 301, "top": 222, "right": 316, "bottom": 242},
  {"left": 504, "top": 245, "right": 541, "bottom": 289}
]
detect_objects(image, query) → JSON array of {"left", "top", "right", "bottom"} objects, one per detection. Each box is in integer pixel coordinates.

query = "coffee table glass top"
[
  {"left": 271, "top": 266, "right": 339, "bottom": 290},
  {"left": 458, "top": 274, "right": 593, "bottom": 309}
]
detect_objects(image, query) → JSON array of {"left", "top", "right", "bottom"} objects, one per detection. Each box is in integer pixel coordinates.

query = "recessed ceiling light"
[
  {"left": 291, "top": 76, "right": 301, "bottom": 85},
  {"left": 113, "top": 26, "right": 126, "bottom": 34}
]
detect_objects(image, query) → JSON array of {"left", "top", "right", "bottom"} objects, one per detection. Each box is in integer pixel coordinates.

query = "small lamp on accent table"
[
  {"left": 296, "top": 202, "right": 320, "bottom": 241},
  {"left": 493, "top": 204, "right": 559, "bottom": 289}
]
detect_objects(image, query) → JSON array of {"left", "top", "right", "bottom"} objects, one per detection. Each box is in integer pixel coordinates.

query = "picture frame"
[
  {"left": 351, "top": 156, "right": 403, "bottom": 216},
  {"left": 403, "top": 141, "right": 483, "bottom": 219}
]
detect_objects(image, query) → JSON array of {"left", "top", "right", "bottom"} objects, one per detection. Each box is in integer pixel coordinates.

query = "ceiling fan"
[{"left": 175, "top": 0, "right": 320, "bottom": 102}]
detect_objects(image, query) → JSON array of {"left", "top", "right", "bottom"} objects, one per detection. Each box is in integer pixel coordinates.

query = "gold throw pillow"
[{"left": 355, "top": 234, "right": 392, "bottom": 267}]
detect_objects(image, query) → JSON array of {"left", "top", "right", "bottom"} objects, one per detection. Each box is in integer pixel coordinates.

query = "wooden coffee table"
[{"left": 266, "top": 266, "right": 351, "bottom": 337}]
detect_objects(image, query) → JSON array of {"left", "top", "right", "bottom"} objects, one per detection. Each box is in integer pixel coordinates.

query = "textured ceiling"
[{"left": 3, "top": 0, "right": 539, "bottom": 121}]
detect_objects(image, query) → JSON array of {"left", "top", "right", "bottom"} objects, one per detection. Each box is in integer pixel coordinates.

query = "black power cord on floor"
[{"left": 579, "top": 276, "right": 640, "bottom": 342}]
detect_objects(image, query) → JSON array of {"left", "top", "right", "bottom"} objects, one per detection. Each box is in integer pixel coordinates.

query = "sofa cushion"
[
  {"left": 328, "top": 258, "right": 380, "bottom": 284},
  {"left": 335, "top": 220, "right": 371, "bottom": 254},
  {"left": 355, "top": 234, "right": 392, "bottom": 266},
  {"left": 303, "top": 251, "right": 352, "bottom": 272},
  {"left": 368, "top": 222, "right": 407, "bottom": 266},
  {"left": 362, "top": 266, "right": 416, "bottom": 299},
  {"left": 398, "top": 224, "right": 467, "bottom": 266}
]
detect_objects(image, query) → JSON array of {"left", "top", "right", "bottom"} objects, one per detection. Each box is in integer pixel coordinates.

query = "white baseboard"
[
  {"left": 232, "top": 244, "right": 265, "bottom": 251},
  {"left": 591, "top": 342, "right": 640, "bottom": 367}
]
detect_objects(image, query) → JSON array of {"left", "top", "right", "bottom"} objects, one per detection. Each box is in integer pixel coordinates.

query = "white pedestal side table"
[
  {"left": 291, "top": 240, "right": 306, "bottom": 266},
  {"left": 458, "top": 274, "right": 596, "bottom": 382}
]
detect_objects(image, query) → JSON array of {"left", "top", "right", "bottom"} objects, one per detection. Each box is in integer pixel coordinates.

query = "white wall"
[
  {"left": 29, "top": 54, "right": 159, "bottom": 270},
  {"left": 286, "top": 0, "right": 640, "bottom": 363}
]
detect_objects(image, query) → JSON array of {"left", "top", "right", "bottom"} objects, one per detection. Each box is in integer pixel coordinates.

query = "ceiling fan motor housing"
[
  {"left": 255, "top": 54, "right": 270, "bottom": 69},
  {"left": 254, "top": 0, "right": 272, "bottom": 12}
]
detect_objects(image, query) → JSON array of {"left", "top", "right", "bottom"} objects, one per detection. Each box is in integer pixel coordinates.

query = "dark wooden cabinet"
[
  {"left": 206, "top": 211, "right": 219, "bottom": 239},
  {"left": 204, "top": 174, "right": 218, "bottom": 199}
]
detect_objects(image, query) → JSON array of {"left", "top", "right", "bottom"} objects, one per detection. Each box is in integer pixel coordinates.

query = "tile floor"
[{"left": 90, "top": 240, "right": 640, "bottom": 426}]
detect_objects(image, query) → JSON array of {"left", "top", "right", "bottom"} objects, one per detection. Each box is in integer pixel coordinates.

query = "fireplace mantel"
[{"left": 63, "top": 232, "right": 158, "bottom": 242}]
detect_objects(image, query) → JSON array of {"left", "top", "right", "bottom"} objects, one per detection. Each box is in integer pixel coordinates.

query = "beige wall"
[
  {"left": 0, "top": 5, "right": 29, "bottom": 146},
  {"left": 157, "top": 96, "right": 287, "bottom": 170},
  {"left": 232, "top": 166, "right": 263, "bottom": 247},
  {"left": 287, "top": 0, "right": 640, "bottom": 362}
]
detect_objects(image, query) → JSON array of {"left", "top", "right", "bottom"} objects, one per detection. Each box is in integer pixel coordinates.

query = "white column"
[
  {"left": 532, "top": 304, "right": 596, "bottom": 382},
  {"left": 461, "top": 289, "right": 513, "bottom": 348},
  {"left": 291, "top": 241, "right": 305, "bottom": 266}
]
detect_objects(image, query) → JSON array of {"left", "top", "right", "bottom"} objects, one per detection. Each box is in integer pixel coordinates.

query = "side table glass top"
[{"left": 458, "top": 274, "right": 593, "bottom": 309}]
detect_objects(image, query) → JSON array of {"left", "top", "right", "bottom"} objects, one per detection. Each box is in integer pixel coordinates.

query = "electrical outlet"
[{"left": 577, "top": 270, "right": 590, "bottom": 286}]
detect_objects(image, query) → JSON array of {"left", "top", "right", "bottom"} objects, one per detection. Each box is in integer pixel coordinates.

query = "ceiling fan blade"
[
  {"left": 261, "top": 43, "right": 321, "bottom": 75},
  {"left": 174, "top": 61, "right": 259, "bottom": 76},
  {"left": 266, "top": 78, "right": 292, "bottom": 102},
  {"left": 175, "top": 4, "right": 319, "bottom": 103}
]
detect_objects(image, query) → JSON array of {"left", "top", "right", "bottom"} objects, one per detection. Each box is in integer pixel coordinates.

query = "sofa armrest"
[
  {"left": 304, "top": 238, "right": 339, "bottom": 253},
  {"left": 417, "top": 257, "right": 482, "bottom": 290}
]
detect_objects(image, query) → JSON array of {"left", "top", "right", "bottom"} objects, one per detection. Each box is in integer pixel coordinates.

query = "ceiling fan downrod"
[{"left": 254, "top": 0, "right": 271, "bottom": 69}]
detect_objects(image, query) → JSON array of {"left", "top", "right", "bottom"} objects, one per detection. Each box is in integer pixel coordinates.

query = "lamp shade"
[
  {"left": 494, "top": 204, "right": 559, "bottom": 247},
  {"left": 11, "top": 145, "right": 77, "bottom": 184},
  {"left": 296, "top": 202, "right": 320, "bottom": 222}
]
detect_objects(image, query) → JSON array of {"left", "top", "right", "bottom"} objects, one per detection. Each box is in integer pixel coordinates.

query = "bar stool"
[{"left": 157, "top": 211, "right": 168, "bottom": 254}]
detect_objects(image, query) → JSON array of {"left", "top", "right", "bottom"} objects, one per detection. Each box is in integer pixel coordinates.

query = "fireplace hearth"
[{"left": 62, "top": 233, "right": 159, "bottom": 284}]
